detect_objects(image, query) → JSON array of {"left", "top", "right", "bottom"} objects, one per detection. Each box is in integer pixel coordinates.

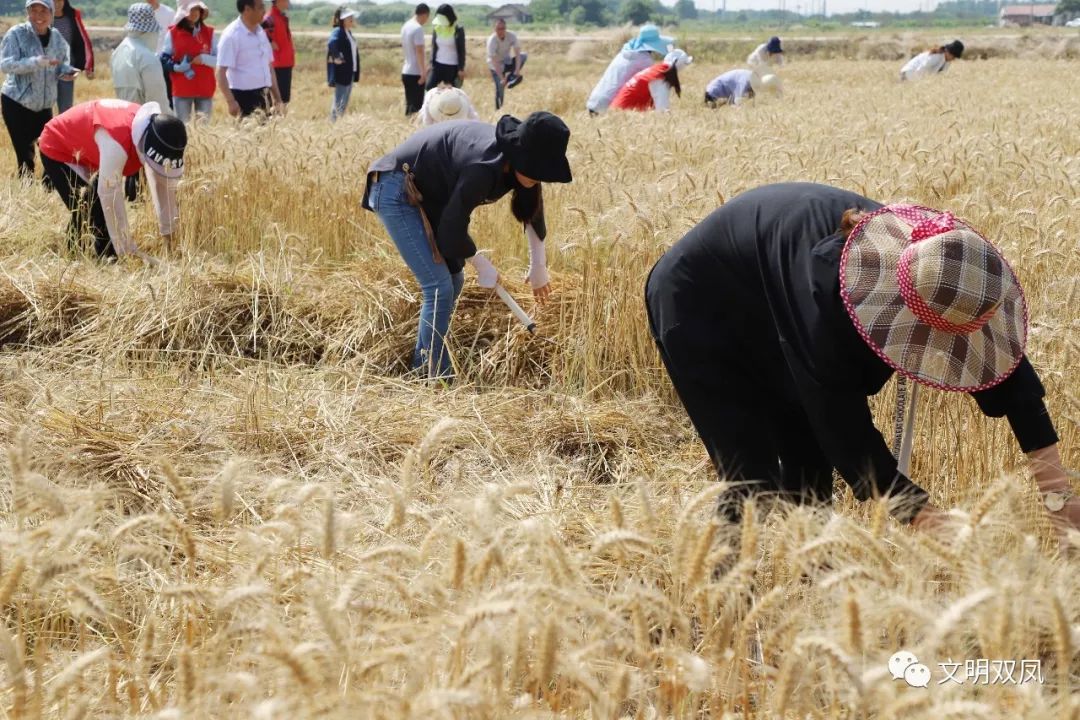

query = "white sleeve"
[
  {"left": 94, "top": 129, "right": 138, "bottom": 256},
  {"left": 649, "top": 79, "right": 671, "bottom": 111},
  {"left": 145, "top": 166, "right": 179, "bottom": 238},
  {"left": 525, "top": 222, "right": 548, "bottom": 289}
]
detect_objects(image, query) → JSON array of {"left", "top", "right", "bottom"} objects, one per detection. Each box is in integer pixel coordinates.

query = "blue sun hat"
[{"left": 625, "top": 24, "right": 675, "bottom": 55}]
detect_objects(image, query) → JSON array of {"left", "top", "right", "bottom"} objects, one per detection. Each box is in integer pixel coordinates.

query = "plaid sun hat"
[
  {"left": 125, "top": 3, "right": 161, "bottom": 34},
  {"left": 839, "top": 204, "right": 1028, "bottom": 392}
]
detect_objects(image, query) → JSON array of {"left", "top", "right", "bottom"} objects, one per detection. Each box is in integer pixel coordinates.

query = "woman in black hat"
[
  {"left": 645, "top": 182, "right": 1077, "bottom": 540},
  {"left": 900, "top": 39, "right": 963, "bottom": 81},
  {"left": 361, "top": 111, "right": 573, "bottom": 380}
]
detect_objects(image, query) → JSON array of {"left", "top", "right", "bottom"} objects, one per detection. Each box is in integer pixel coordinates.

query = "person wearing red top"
[
  {"left": 38, "top": 99, "right": 187, "bottom": 262},
  {"left": 261, "top": 0, "right": 294, "bottom": 105},
  {"left": 164, "top": 1, "right": 217, "bottom": 123},
  {"left": 611, "top": 49, "right": 692, "bottom": 112}
]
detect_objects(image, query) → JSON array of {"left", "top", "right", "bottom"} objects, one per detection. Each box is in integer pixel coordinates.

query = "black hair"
[
  {"left": 236, "top": 0, "right": 256, "bottom": 13},
  {"left": 435, "top": 3, "right": 456, "bottom": 25},
  {"left": 415, "top": 3, "right": 430, "bottom": 15},
  {"left": 332, "top": 5, "right": 352, "bottom": 27},
  {"left": 509, "top": 173, "right": 543, "bottom": 226},
  {"left": 662, "top": 64, "right": 682, "bottom": 97}
]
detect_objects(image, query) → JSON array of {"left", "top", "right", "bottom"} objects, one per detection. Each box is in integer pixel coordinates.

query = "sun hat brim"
[{"left": 839, "top": 204, "right": 1028, "bottom": 392}]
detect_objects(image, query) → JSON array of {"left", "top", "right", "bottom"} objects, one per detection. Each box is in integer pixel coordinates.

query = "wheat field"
[{"left": 0, "top": 28, "right": 1078, "bottom": 719}]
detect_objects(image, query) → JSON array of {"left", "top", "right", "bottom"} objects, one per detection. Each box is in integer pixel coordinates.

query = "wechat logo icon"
[{"left": 889, "top": 650, "right": 931, "bottom": 688}]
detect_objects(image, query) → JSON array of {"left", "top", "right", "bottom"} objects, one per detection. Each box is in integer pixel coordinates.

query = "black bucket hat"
[
  {"left": 495, "top": 111, "right": 572, "bottom": 184},
  {"left": 945, "top": 39, "right": 964, "bottom": 58},
  {"left": 142, "top": 113, "right": 187, "bottom": 178}
]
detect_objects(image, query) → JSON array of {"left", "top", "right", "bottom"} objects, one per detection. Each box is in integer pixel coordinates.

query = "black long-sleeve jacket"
[
  {"left": 646, "top": 182, "right": 1057, "bottom": 518},
  {"left": 362, "top": 120, "right": 547, "bottom": 274}
]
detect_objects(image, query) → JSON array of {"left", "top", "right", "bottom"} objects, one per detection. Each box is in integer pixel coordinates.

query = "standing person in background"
[
  {"left": 586, "top": 24, "right": 674, "bottom": 115},
  {"left": 112, "top": 3, "right": 170, "bottom": 112},
  {"left": 38, "top": 99, "right": 187, "bottom": 262},
  {"left": 747, "top": 36, "right": 783, "bottom": 72},
  {"left": 216, "top": 0, "right": 282, "bottom": 119},
  {"left": 486, "top": 18, "right": 525, "bottom": 110},
  {"left": 400, "top": 3, "right": 429, "bottom": 117},
  {"left": 900, "top": 40, "right": 963, "bottom": 81},
  {"left": 162, "top": 0, "right": 217, "bottom": 123},
  {"left": 51, "top": 0, "right": 93, "bottom": 113},
  {"left": 426, "top": 4, "right": 464, "bottom": 90},
  {"left": 1, "top": 0, "right": 77, "bottom": 179},
  {"left": 145, "top": 0, "right": 175, "bottom": 107},
  {"left": 361, "top": 112, "right": 573, "bottom": 381},
  {"left": 261, "top": 0, "right": 294, "bottom": 109},
  {"left": 611, "top": 49, "right": 691, "bottom": 112},
  {"left": 327, "top": 6, "right": 359, "bottom": 122}
]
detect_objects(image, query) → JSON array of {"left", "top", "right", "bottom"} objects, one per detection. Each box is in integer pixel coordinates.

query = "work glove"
[
  {"left": 175, "top": 56, "right": 195, "bottom": 79},
  {"left": 469, "top": 253, "right": 499, "bottom": 289}
]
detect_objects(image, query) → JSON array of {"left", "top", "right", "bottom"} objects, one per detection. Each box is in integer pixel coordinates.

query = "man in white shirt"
[
  {"left": 486, "top": 18, "right": 526, "bottom": 110},
  {"left": 216, "top": 0, "right": 282, "bottom": 118},
  {"left": 146, "top": 0, "right": 175, "bottom": 107},
  {"left": 400, "top": 3, "right": 429, "bottom": 116}
]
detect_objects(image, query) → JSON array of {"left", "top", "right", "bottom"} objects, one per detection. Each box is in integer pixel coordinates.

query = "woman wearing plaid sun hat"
[{"left": 645, "top": 182, "right": 1076, "bottom": 539}]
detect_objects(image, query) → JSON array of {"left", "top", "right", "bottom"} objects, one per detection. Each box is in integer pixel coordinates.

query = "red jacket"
[
  {"left": 169, "top": 23, "right": 216, "bottom": 98},
  {"left": 57, "top": 5, "right": 94, "bottom": 73},
  {"left": 611, "top": 63, "right": 670, "bottom": 111},
  {"left": 39, "top": 100, "right": 144, "bottom": 177},
  {"left": 261, "top": 5, "right": 295, "bottom": 68}
]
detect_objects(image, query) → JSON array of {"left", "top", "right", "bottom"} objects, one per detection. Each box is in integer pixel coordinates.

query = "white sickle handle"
[{"left": 494, "top": 284, "right": 536, "bottom": 334}]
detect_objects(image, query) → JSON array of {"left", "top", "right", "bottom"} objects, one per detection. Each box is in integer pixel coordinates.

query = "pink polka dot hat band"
[{"left": 838, "top": 203, "right": 1028, "bottom": 392}]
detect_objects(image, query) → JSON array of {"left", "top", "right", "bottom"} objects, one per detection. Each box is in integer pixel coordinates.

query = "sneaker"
[{"left": 506, "top": 75, "right": 523, "bottom": 89}]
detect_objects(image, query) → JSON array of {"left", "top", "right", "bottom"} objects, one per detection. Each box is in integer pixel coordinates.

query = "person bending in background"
[
  {"left": 586, "top": 24, "right": 674, "bottom": 115},
  {"left": 610, "top": 49, "right": 691, "bottom": 113},
  {"left": 747, "top": 35, "right": 783, "bottom": 72},
  {"left": 427, "top": 4, "right": 465, "bottom": 90},
  {"left": 418, "top": 82, "right": 478, "bottom": 126},
  {"left": 399, "top": 3, "right": 429, "bottom": 117},
  {"left": 216, "top": 0, "right": 282, "bottom": 119},
  {"left": 327, "top": 6, "right": 359, "bottom": 122},
  {"left": 361, "top": 112, "right": 573, "bottom": 381},
  {"left": 704, "top": 68, "right": 782, "bottom": 107},
  {"left": 900, "top": 40, "right": 963, "bottom": 81},
  {"left": 261, "top": 0, "right": 294, "bottom": 109},
  {"left": 486, "top": 17, "right": 526, "bottom": 110},
  {"left": 1, "top": 0, "right": 76, "bottom": 179},
  {"left": 645, "top": 183, "right": 1078, "bottom": 541},
  {"left": 38, "top": 99, "right": 186, "bottom": 263},
  {"left": 51, "top": 0, "right": 93, "bottom": 113},
  {"left": 161, "top": 1, "right": 218, "bottom": 124}
]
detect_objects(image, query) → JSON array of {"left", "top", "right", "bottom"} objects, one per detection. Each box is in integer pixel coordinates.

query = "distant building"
[
  {"left": 486, "top": 4, "right": 533, "bottom": 23},
  {"left": 998, "top": 4, "right": 1057, "bottom": 26},
  {"left": 850, "top": 20, "right": 881, "bottom": 27}
]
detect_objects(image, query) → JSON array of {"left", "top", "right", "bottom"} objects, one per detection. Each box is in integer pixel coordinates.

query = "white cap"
[
  {"left": 339, "top": 7, "right": 357, "bottom": 20},
  {"left": 663, "top": 49, "right": 693, "bottom": 70}
]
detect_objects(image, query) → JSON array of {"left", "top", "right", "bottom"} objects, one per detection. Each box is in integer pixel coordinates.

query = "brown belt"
[{"left": 399, "top": 163, "right": 443, "bottom": 265}]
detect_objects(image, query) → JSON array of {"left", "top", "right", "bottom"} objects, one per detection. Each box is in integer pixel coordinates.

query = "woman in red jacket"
[
  {"left": 611, "top": 49, "right": 692, "bottom": 112},
  {"left": 162, "top": 1, "right": 217, "bottom": 123},
  {"left": 51, "top": 0, "right": 94, "bottom": 113},
  {"left": 262, "top": 0, "right": 295, "bottom": 106}
]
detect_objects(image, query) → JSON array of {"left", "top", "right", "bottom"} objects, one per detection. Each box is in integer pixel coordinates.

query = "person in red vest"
[
  {"left": 611, "top": 49, "right": 693, "bottom": 112},
  {"left": 261, "top": 0, "right": 294, "bottom": 107},
  {"left": 38, "top": 99, "right": 187, "bottom": 262},
  {"left": 161, "top": 0, "right": 217, "bottom": 123}
]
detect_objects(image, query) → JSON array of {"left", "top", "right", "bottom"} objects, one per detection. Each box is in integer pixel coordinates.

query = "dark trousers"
[
  {"left": 160, "top": 56, "right": 173, "bottom": 109},
  {"left": 40, "top": 153, "right": 115, "bottom": 258},
  {"left": 644, "top": 271, "right": 834, "bottom": 523},
  {"left": 274, "top": 67, "right": 293, "bottom": 104},
  {"left": 232, "top": 87, "right": 271, "bottom": 118},
  {"left": 426, "top": 61, "right": 461, "bottom": 90},
  {"left": 2, "top": 94, "right": 52, "bottom": 178},
  {"left": 402, "top": 73, "right": 424, "bottom": 115}
]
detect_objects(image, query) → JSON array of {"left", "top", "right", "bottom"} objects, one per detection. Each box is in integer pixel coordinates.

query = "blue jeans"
[
  {"left": 173, "top": 97, "right": 214, "bottom": 123},
  {"left": 490, "top": 53, "right": 527, "bottom": 110},
  {"left": 369, "top": 170, "right": 464, "bottom": 379},
  {"left": 330, "top": 83, "right": 352, "bottom": 122},
  {"left": 56, "top": 78, "right": 75, "bottom": 113}
]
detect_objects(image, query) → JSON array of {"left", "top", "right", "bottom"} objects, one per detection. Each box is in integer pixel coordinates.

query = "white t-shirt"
[
  {"left": 434, "top": 32, "right": 458, "bottom": 66},
  {"left": 401, "top": 18, "right": 425, "bottom": 75},
  {"left": 217, "top": 17, "right": 274, "bottom": 90},
  {"left": 747, "top": 43, "right": 783, "bottom": 70},
  {"left": 900, "top": 51, "right": 947, "bottom": 80},
  {"left": 153, "top": 3, "right": 175, "bottom": 53}
]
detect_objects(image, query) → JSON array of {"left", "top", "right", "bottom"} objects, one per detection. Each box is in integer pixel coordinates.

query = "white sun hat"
[
  {"left": 663, "top": 49, "right": 693, "bottom": 70},
  {"left": 428, "top": 87, "right": 468, "bottom": 122}
]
